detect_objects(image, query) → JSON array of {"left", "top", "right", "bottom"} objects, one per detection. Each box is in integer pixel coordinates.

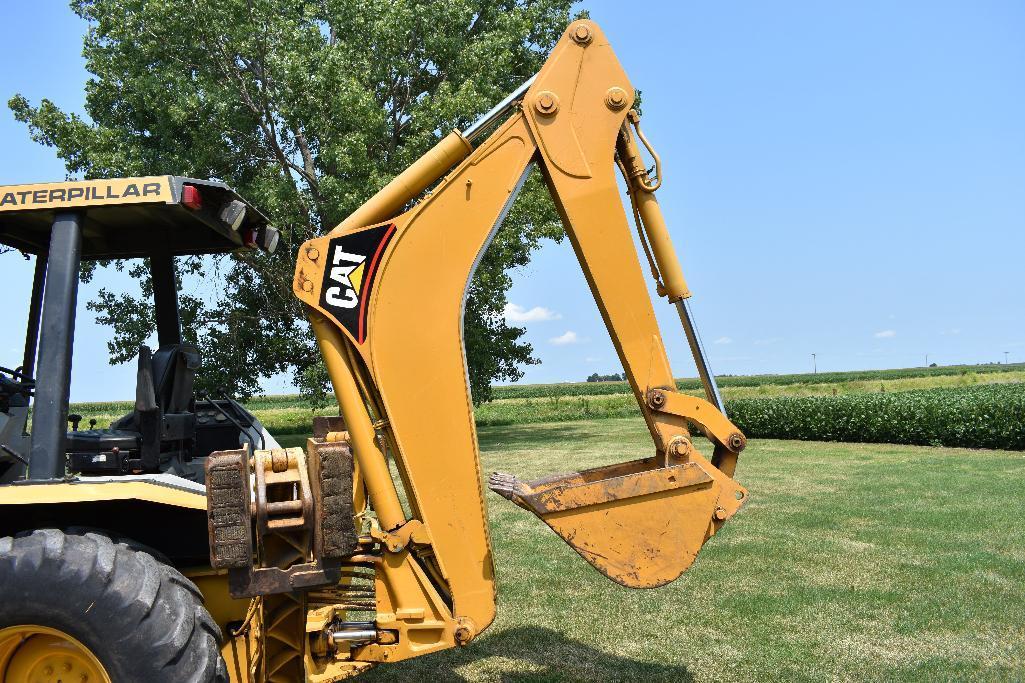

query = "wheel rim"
[{"left": 0, "top": 625, "right": 111, "bottom": 683}]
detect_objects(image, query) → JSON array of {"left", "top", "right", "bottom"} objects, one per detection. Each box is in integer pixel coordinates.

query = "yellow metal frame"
[
  {"left": 0, "top": 477, "right": 206, "bottom": 509},
  {"left": 291, "top": 19, "right": 749, "bottom": 674}
]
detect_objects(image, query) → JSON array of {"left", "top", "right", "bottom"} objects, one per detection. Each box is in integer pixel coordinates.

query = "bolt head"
[
  {"left": 306, "top": 246, "right": 319, "bottom": 261},
  {"left": 301, "top": 279, "right": 313, "bottom": 293},
  {"left": 571, "top": 23, "right": 592, "bottom": 44},
  {"left": 669, "top": 436, "right": 692, "bottom": 459},
  {"left": 605, "top": 87, "right": 628, "bottom": 110},
  {"left": 714, "top": 506, "right": 728, "bottom": 521},
  {"left": 534, "top": 90, "right": 559, "bottom": 115}
]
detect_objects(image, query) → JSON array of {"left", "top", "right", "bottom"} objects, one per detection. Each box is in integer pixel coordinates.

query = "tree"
[{"left": 10, "top": 0, "right": 580, "bottom": 403}]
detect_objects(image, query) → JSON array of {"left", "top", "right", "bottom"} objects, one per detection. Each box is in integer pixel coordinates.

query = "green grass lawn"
[
  {"left": 65, "top": 379, "right": 1025, "bottom": 678},
  {"left": 355, "top": 417, "right": 1025, "bottom": 682}
]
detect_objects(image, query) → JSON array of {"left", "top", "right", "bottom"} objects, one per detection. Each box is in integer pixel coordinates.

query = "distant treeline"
[
  {"left": 586, "top": 372, "right": 625, "bottom": 382},
  {"left": 495, "top": 363, "right": 1025, "bottom": 400}
]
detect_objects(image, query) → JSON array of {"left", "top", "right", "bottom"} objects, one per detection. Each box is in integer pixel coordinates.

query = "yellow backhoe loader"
[{"left": 0, "top": 20, "right": 746, "bottom": 682}]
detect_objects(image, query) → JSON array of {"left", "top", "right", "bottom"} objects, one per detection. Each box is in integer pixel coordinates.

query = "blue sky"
[{"left": 1, "top": 2, "right": 1023, "bottom": 401}]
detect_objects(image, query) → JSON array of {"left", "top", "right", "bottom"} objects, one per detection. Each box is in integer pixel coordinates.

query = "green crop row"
[
  {"left": 728, "top": 383, "right": 1025, "bottom": 450},
  {"left": 491, "top": 363, "right": 1025, "bottom": 400},
  {"left": 475, "top": 383, "right": 1025, "bottom": 451}
]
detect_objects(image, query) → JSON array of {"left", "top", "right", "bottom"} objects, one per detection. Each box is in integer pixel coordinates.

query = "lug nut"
[
  {"left": 571, "top": 23, "right": 592, "bottom": 45},
  {"left": 605, "top": 87, "right": 628, "bottom": 110},
  {"left": 535, "top": 91, "right": 559, "bottom": 116}
]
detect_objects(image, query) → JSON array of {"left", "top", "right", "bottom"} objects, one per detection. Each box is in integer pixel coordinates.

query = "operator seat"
[
  {"left": 66, "top": 344, "right": 200, "bottom": 471},
  {"left": 147, "top": 344, "right": 201, "bottom": 415}
]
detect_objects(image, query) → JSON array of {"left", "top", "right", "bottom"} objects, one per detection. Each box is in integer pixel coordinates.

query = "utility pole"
[
  {"left": 1005, "top": 351, "right": 1010, "bottom": 365},
  {"left": 812, "top": 353, "right": 817, "bottom": 374},
  {"left": 925, "top": 353, "right": 929, "bottom": 367}
]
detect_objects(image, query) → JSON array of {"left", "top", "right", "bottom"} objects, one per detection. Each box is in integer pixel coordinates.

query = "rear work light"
[
  {"left": 182, "top": 185, "right": 203, "bottom": 210},
  {"left": 220, "top": 199, "right": 247, "bottom": 231}
]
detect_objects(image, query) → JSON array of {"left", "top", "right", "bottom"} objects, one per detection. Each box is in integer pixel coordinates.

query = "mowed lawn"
[{"left": 353, "top": 417, "right": 1025, "bottom": 682}]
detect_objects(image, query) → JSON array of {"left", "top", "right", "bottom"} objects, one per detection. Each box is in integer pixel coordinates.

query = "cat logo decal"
[{"left": 319, "top": 223, "right": 396, "bottom": 343}]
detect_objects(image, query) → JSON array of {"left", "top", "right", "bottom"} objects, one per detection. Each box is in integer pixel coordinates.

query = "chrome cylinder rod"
[
  {"left": 329, "top": 626, "right": 377, "bottom": 644},
  {"left": 462, "top": 75, "right": 537, "bottom": 142},
  {"left": 675, "top": 298, "right": 726, "bottom": 416}
]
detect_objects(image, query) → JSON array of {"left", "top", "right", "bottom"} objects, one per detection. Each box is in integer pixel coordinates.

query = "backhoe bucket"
[{"left": 489, "top": 456, "right": 746, "bottom": 588}]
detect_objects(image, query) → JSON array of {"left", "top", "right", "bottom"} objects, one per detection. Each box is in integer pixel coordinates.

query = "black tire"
[{"left": 0, "top": 528, "right": 227, "bottom": 682}]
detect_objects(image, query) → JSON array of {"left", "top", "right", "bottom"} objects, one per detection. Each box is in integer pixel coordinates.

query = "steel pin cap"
[
  {"left": 571, "top": 23, "right": 592, "bottom": 45},
  {"left": 605, "top": 87, "right": 628, "bottom": 110},
  {"left": 535, "top": 91, "right": 560, "bottom": 115}
]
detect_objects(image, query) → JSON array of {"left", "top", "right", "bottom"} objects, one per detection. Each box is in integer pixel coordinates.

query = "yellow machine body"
[{"left": 284, "top": 19, "right": 748, "bottom": 678}]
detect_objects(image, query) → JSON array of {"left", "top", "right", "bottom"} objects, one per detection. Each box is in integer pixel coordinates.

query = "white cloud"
[
  {"left": 753, "top": 337, "right": 782, "bottom": 346},
  {"left": 874, "top": 330, "right": 896, "bottom": 338},
  {"left": 714, "top": 336, "right": 733, "bottom": 345},
  {"left": 549, "top": 330, "right": 583, "bottom": 345},
  {"left": 503, "top": 303, "right": 561, "bottom": 323}
]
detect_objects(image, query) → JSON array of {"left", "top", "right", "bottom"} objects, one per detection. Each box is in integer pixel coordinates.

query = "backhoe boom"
[
  {"left": 208, "top": 19, "right": 749, "bottom": 680},
  {"left": 286, "top": 19, "right": 748, "bottom": 677}
]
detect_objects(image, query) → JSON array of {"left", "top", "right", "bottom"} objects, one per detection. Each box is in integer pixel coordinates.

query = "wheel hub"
[{"left": 0, "top": 626, "right": 110, "bottom": 683}]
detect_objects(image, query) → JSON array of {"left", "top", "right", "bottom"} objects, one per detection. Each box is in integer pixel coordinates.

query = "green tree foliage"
[{"left": 10, "top": 0, "right": 580, "bottom": 402}]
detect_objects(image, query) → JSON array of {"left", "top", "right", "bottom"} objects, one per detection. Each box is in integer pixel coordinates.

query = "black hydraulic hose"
[
  {"left": 199, "top": 394, "right": 263, "bottom": 451},
  {"left": 1, "top": 444, "right": 29, "bottom": 466},
  {"left": 218, "top": 392, "right": 266, "bottom": 450}
]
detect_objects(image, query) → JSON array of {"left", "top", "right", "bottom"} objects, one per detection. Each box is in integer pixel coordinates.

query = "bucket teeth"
[{"left": 487, "top": 472, "right": 529, "bottom": 509}]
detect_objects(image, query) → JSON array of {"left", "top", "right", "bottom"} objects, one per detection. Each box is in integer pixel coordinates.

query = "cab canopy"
[
  {"left": 0, "top": 176, "right": 278, "bottom": 483},
  {"left": 0, "top": 176, "right": 278, "bottom": 259}
]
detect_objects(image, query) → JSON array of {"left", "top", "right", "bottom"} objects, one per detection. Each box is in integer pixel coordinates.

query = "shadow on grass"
[
  {"left": 477, "top": 423, "right": 607, "bottom": 451},
  {"left": 360, "top": 625, "right": 693, "bottom": 682}
]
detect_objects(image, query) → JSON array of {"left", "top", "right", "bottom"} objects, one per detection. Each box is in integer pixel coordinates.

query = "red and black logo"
[{"left": 318, "top": 223, "right": 396, "bottom": 344}]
